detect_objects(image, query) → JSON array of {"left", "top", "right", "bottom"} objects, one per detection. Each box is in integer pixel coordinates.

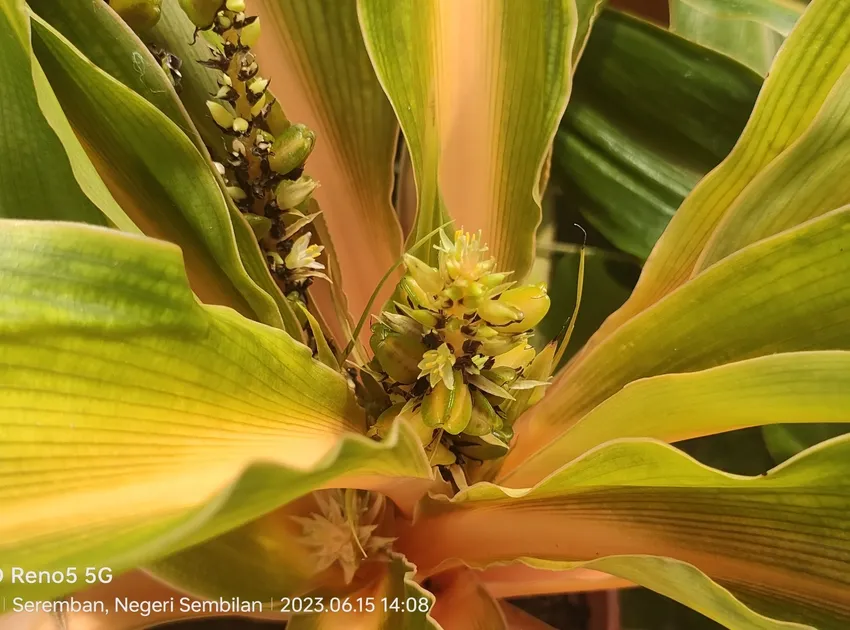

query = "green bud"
[
  {"left": 422, "top": 374, "right": 472, "bottom": 435},
  {"left": 232, "top": 117, "right": 250, "bottom": 134},
  {"left": 478, "top": 336, "right": 524, "bottom": 356},
  {"left": 400, "top": 275, "right": 432, "bottom": 309},
  {"left": 244, "top": 213, "right": 272, "bottom": 240},
  {"left": 276, "top": 176, "right": 318, "bottom": 209},
  {"left": 371, "top": 402, "right": 404, "bottom": 439},
  {"left": 249, "top": 77, "right": 270, "bottom": 95},
  {"left": 110, "top": 0, "right": 162, "bottom": 32},
  {"left": 226, "top": 185, "right": 247, "bottom": 201},
  {"left": 493, "top": 343, "right": 536, "bottom": 370},
  {"left": 381, "top": 312, "right": 422, "bottom": 337},
  {"left": 269, "top": 124, "right": 315, "bottom": 174},
  {"left": 225, "top": 0, "right": 245, "bottom": 11},
  {"left": 496, "top": 283, "right": 550, "bottom": 333},
  {"left": 525, "top": 342, "right": 556, "bottom": 406},
  {"left": 481, "top": 272, "right": 512, "bottom": 289},
  {"left": 403, "top": 254, "right": 443, "bottom": 294},
  {"left": 178, "top": 0, "right": 223, "bottom": 29},
  {"left": 454, "top": 432, "right": 509, "bottom": 462},
  {"left": 477, "top": 298, "right": 522, "bottom": 326},
  {"left": 466, "top": 390, "right": 500, "bottom": 436},
  {"left": 206, "top": 100, "right": 234, "bottom": 129},
  {"left": 395, "top": 302, "right": 439, "bottom": 329},
  {"left": 241, "top": 16, "right": 261, "bottom": 48},
  {"left": 371, "top": 326, "right": 428, "bottom": 384}
]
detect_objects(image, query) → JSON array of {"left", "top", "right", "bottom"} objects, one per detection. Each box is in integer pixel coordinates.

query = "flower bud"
[
  {"left": 244, "top": 213, "right": 272, "bottom": 240},
  {"left": 478, "top": 336, "right": 524, "bottom": 356},
  {"left": 269, "top": 124, "right": 315, "bottom": 175},
  {"left": 240, "top": 16, "right": 261, "bottom": 47},
  {"left": 477, "top": 298, "right": 522, "bottom": 326},
  {"left": 226, "top": 185, "right": 246, "bottom": 201},
  {"left": 232, "top": 117, "right": 250, "bottom": 135},
  {"left": 110, "top": 0, "right": 162, "bottom": 31},
  {"left": 396, "top": 303, "right": 439, "bottom": 329},
  {"left": 466, "top": 389, "right": 501, "bottom": 436},
  {"left": 493, "top": 343, "right": 536, "bottom": 370},
  {"left": 422, "top": 374, "right": 472, "bottom": 435},
  {"left": 403, "top": 254, "right": 443, "bottom": 294},
  {"left": 178, "top": 0, "right": 223, "bottom": 29},
  {"left": 370, "top": 325, "right": 427, "bottom": 385},
  {"left": 276, "top": 176, "right": 318, "bottom": 210},
  {"left": 225, "top": 0, "right": 245, "bottom": 11},
  {"left": 496, "top": 284, "right": 550, "bottom": 333},
  {"left": 400, "top": 275, "right": 433, "bottom": 309},
  {"left": 206, "top": 100, "right": 234, "bottom": 129}
]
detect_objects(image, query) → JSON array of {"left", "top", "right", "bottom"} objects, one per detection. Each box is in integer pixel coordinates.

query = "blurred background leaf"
[{"left": 669, "top": 0, "right": 805, "bottom": 75}]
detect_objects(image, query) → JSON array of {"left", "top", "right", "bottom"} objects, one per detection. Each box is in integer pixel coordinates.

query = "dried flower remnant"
[{"left": 292, "top": 490, "right": 394, "bottom": 585}]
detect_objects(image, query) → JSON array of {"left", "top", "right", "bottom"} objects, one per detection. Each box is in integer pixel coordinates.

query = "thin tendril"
[{"left": 553, "top": 224, "right": 587, "bottom": 368}]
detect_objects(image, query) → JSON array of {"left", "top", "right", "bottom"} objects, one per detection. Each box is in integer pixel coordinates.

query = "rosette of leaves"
[{"left": 2, "top": 0, "right": 850, "bottom": 629}]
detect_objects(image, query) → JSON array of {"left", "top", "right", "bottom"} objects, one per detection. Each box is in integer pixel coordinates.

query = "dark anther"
[
  {"left": 462, "top": 340, "right": 482, "bottom": 354},
  {"left": 422, "top": 332, "right": 441, "bottom": 349},
  {"left": 197, "top": 54, "right": 230, "bottom": 72},
  {"left": 461, "top": 324, "right": 475, "bottom": 336},
  {"left": 281, "top": 165, "right": 305, "bottom": 181},
  {"left": 483, "top": 356, "right": 496, "bottom": 370},
  {"left": 411, "top": 378, "right": 429, "bottom": 397}
]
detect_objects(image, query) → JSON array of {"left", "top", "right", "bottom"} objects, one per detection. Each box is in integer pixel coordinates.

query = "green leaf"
[
  {"left": 0, "top": 219, "right": 431, "bottom": 603},
  {"left": 590, "top": 0, "right": 850, "bottom": 347},
  {"left": 555, "top": 9, "right": 761, "bottom": 258},
  {"left": 0, "top": 0, "right": 108, "bottom": 225},
  {"left": 357, "top": 0, "right": 575, "bottom": 277},
  {"left": 671, "top": 0, "right": 805, "bottom": 35},
  {"left": 28, "top": 0, "right": 198, "bottom": 142},
  {"left": 669, "top": 0, "right": 805, "bottom": 75},
  {"left": 402, "top": 438, "right": 850, "bottom": 629},
  {"left": 30, "top": 15, "right": 288, "bottom": 328},
  {"left": 764, "top": 424, "right": 850, "bottom": 464},
  {"left": 504, "top": 352, "right": 850, "bottom": 484},
  {"left": 252, "top": 0, "right": 405, "bottom": 331},
  {"left": 506, "top": 206, "right": 850, "bottom": 473},
  {"left": 696, "top": 65, "right": 850, "bottom": 270},
  {"left": 31, "top": 0, "right": 304, "bottom": 338}
]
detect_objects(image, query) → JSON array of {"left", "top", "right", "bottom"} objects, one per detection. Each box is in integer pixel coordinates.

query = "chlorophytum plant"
[{"left": 1, "top": 0, "right": 849, "bottom": 628}]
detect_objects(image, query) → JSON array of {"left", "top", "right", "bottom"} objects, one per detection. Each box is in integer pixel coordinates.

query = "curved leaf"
[
  {"left": 504, "top": 351, "right": 850, "bottom": 485},
  {"left": 697, "top": 65, "right": 850, "bottom": 270},
  {"left": 585, "top": 0, "right": 850, "bottom": 348},
  {"left": 508, "top": 205, "right": 850, "bottom": 471},
  {"left": 671, "top": 0, "right": 805, "bottom": 35},
  {"left": 357, "top": 0, "right": 575, "bottom": 277},
  {"left": 476, "top": 564, "right": 630, "bottom": 599},
  {"left": 30, "top": 16, "right": 286, "bottom": 327},
  {"left": 764, "top": 424, "right": 850, "bottom": 464},
  {"left": 0, "top": 220, "right": 431, "bottom": 603},
  {"left": 0, "top": 0, "right": 108, "bottom": 225},
  {"left": 555, "top": 9, "right": 761, "bottom": 258},
  {"left": 28, "top": 0, "right": 197, "bottom": 142},
  {"left": 401, "top": 438, "right": 850, "bottom": 628},
  {"left": 251, "top": 0, "right": 403, "bottom": 329},
  {"left": 669, "top": 0, "right": 793, "bottom": 75}
]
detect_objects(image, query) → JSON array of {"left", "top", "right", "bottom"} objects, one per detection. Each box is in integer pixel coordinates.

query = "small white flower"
[
  {"left": 285, "top": 232, "right": 325, "bottom": 271},
  {"left": 418, "top": 343, "right": 456, "bottom": 389}
]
